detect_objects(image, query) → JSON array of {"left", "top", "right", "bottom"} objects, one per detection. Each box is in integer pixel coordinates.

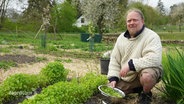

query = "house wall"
[{"left": 74, "top": 16, "right": 89, "bottom": 27}]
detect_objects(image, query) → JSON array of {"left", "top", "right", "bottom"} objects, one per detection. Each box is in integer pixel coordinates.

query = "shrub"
[
  {"left": 162, "top": 48, "right": 184, "bottom": 104},
  {"left": 0, "top": 62, "right": 69, "bottom": 104},
  {"left": 21, "top": 73, "right": 107, "bottom": 104},
  {"left": 39, "top": 61, "right": 69, "bottom": 85},
  {"left": 0, "top": 74, "right": 39, "bottom": 104}
]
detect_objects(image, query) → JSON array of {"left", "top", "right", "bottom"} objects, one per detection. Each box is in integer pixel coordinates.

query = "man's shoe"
[{"left": 137, "top": 91, "right": 152, "bottom": 104}]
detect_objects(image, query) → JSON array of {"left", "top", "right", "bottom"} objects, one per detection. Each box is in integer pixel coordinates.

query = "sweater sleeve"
[
  {"left": 107, "top": 35, "right": 123, "bottom": 79},
  {"left": 132, "top": 35, "right": 162, "bottom": 72}
]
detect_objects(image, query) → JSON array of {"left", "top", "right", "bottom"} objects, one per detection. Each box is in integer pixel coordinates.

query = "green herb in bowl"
[{"left": 98, "top": 85, "right": 125, "bottom": 98}]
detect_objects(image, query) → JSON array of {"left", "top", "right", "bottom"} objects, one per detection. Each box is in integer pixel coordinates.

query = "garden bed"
[
  {"left": 0, "top": 48, "right": 176, "bottom": 104},
  {"left": 0, "top": 54, "right": 37, "bottom": 64}
]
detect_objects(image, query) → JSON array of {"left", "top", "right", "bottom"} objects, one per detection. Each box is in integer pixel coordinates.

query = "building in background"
[{"left": 74, "top": 15, "right": 89, "bottom": 27}]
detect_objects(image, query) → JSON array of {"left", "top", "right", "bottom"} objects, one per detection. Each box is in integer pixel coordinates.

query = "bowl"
[{"left": 98, "top": 85, "right": 125, "bottom": 98}]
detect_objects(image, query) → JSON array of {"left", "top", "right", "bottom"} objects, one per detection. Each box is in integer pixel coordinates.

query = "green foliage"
[
  {"left": 169, "top": 3, "right": 184, "bottom": 25},
  {"left": 127, "top": 2, "right": 166, "bottom": 27},
  {"left": 54, "top": 58, "right": 72, "bottom": 63},
  {"left": 100, "top": 86, "right": 122, "bottom": 98},
  {"left": 0, "top": 47, "right": 10, "bottom": 53},
  {"left": 162, "top": 48, "right": 184, "bottom": 103},
  {"left": 0, "top": 61, "right": 17, "bottom": 70},
  {"left": 51, "top": 1, "right": 77, "bottom": 32},
  {"left": 0, "top": 61, "right": 70, "bottom": 104},
  {"left": 0, "top": 32, "right": 39, "bottom": 45},
  {"left": 36, "top": 57, "right": 47, "bottom": 62},
  {"left": 158, "top": 32, "right": 184, "bottom": 40},
  {"left": 156, "top": 0, "right": 166, "bottom": 15},
  {"left": 20, "top": 0, "right": 50, "bottom": 25},
  {"left": 1, "top": 18, "right": 39, "bottom": 32},
  {"left": 21, "top": 73, "right": 107, "bottom": 104},
  {"left": 79, "top": 73, "right": 108, "bottom": 94},
  {"left": 40, "top": 61, "right": 69, "bottom": 85},
  {"left": 0, "top": 74, "right": 40, "bottom": 104},
  {"left": 156, "top": 25, "right": 184, "bottom": 33}
]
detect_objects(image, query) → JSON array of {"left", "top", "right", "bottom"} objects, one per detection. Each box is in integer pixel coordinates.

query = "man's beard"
[{"left": 128, "top": 29, "right": 137, "bottom": 37}]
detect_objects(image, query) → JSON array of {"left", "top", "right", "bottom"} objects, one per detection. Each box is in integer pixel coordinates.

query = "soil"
[
  {"left": 0, "top": 46, "right": 174, "bottom": 104},
  {"left": 0, "top": 54, "right": 37, "bottom": 64}
]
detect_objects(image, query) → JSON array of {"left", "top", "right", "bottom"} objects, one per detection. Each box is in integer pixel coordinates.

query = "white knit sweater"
[{"left": 107, "top": 27, "right": 163, "bottom": 82}]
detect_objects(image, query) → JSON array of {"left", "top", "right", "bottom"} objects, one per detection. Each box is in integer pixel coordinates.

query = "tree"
[
  {"left": 21, "top": 0, "right": 52, "bottom": 24},
  {"left": 128, "top": 2, "right": 161, "bottom": 28},
  {"left": 70, "top": 0, "right": 82, "bottom": 18},
  {"left": 51, "top": 1, "right": 77, "bottom": 32},
  {"left": 170, "top": 3, "right": 184, "bottom": 32},
  {"left": 156, "top": 0, "right": 166, "bottom": 15},
  {"left": 0, "top": 0, "right": 24, "bottom": 29},
  {"left": 155, "top": 0, "right": 169, "bottom": 25},
  {"left": 80, "top": 0, "right": 127, "bottom": 35},
  {"left": 0, "top": 0, "right": 10, "bottom": 28}
]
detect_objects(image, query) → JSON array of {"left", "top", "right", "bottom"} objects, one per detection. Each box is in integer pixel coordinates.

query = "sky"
[
  {"left": 8, "top": 0, "right": 184, "bottom": 13},
  {"left": 143, "top": 0, "right": 184, "bottom": 11}
]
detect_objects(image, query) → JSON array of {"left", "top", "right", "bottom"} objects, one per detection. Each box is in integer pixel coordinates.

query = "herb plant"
[
  {"left": 0, "top": 74, "right": 39, "bottom": 104},
  {"left": 21, "top": 73, "right": 107, "bottom": 104},
  {"left": 100, "top": 86, "right": 123, "bottom": 98},
  {"left": 40, "top": 61, "right": 69, "bottom": 85}
]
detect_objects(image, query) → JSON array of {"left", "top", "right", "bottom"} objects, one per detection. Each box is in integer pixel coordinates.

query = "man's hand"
[
  {"left": 108, "top": 81, "right": 116, "bottom": 88},
  {"left": 120, "top": 64, "right": 130, "bottom": 77}
]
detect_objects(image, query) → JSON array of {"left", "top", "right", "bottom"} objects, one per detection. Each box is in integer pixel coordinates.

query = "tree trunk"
[
  {"left": 0, "top": 0, "right": 9, "bottom": 27},
  {"left": 97, "top": 14, "right": 104, "bottom": 36}
]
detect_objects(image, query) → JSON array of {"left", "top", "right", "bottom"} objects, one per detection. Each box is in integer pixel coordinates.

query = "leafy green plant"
[
  {"left": 39, "top": 61, "right": 69, "bottom": 85},
  {"left": 0, "top": 74, "right": 40, "bottom": 104},
  {"left": 162, "top": 48, "right": 184, "bottom": 104},
  {"left": 0, "top": 61, "right": 70, "bottom": 104},
  {"left": 100, "top": 86, "right": 122, "bottom": 98},
  {"left": 21, "top": 73, "right": 107, "bottom": 104}
]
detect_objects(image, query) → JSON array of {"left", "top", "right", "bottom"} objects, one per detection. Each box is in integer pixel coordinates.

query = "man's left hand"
[{"left": 120, "top": 64, "right": 130, "bottom": 77}]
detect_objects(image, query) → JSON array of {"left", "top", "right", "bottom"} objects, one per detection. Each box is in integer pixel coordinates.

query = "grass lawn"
[{"left": 158, "top": 32, "right": 184, "bottom": 40}]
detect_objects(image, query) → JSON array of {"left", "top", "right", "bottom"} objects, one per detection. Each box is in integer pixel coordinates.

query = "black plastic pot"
[
  {"left": 80, "top": 33, "right": 89, "bottom": 42},
  {"left": 100, "top": 58, "right": 110, "bottom": 75},
  {"left": 80, "top": 33, "right": 102, "bottom": 43},
  {"left": 94, "top": 34, "right": 102, "bottom": 43}
]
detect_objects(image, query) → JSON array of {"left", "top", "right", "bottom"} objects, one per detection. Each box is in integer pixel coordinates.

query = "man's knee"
[{"left": 140, "top": 72, "right": 156, "bottom": 92}]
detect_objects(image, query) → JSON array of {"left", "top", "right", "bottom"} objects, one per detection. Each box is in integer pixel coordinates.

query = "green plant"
[
  {"left": 162, "top": 48, "right": 184, "bottom": 104},
  {"left": 54, "top": 58, "right": 72, "bottom": 63},
  {"left": 21, "top": 73, "right": 107, "bottom": 104},
  {"left": 100, "top": 86, "right": 123, "bottom": 98},
  {"left": 0, "top": 47, "right": 10, "bottom": 53},
  {"left": 36, "top": 57, "right": 47, "bottom": 62},
  {"left": 0, "top": 61, "right": 17, "bottom": 70},
  {"left": 39, "top": 61, "right": 69, "bottom": 85},
  {"left": 51, "top": 1, "right": 77, "bottom": 32},
  {"left": 0, "top": 61, "right": 70, "bottom": 104},
  {"left": 0, "top": 74, "right": 40, "bottom": 104}
]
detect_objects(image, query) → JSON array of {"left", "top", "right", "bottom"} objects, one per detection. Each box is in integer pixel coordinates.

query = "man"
[{"left": 107, "top": 8, "right": 163, "bottom": 104}]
